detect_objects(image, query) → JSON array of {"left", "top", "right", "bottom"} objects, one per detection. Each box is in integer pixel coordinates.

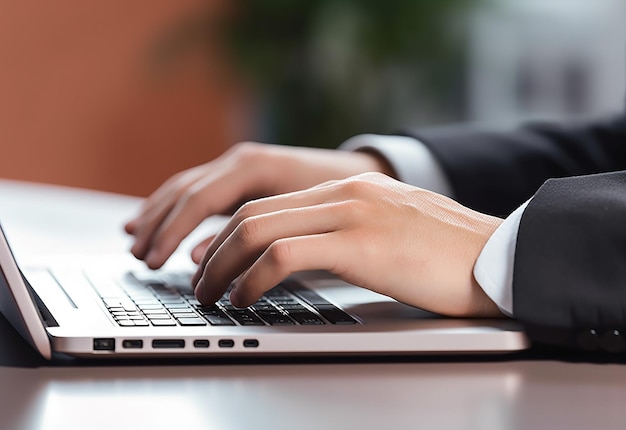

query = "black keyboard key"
[
  {"left": 316, "top": 306, "right": 357, "bottom": 325},
  {"left": 200, "top": 310, "right": 236, "bottom": 326},
  {"left": 228, "top": 310, "right": 265, "bottom": 326},
  {"left": 263, "top": 287, "right": 290, "bottom": 297},
  {"left": 271, "top": 298, "right": 299, "bottom": 305},
  {"left": 279, "top": 303, "right": 308, "bottom": 311},
  {"left": 289, "top": 311, "right": 325, "bottom": 325},
  {"left": 292, "top": 289, "right": 332, "bottom": 306},
  {"left": 251, "top": 304, "right": 277, "bottom": 312},
  {"left": 256, "top": 310, "right": 295, "bottom": 325}
]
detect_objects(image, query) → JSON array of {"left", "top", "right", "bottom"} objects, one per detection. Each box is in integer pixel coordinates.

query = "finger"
[
  {"left": 143, "top": 164, "right": 269, "bottom": 269},
  {"left": 192, "top": 180, "right": 349, "bottom": 284},
  {"left": 193, "top": 203, "right": 350, "bottom": 305},
  {"left": 191, "top": 236, "right": 215, "bottom": 264},
  {"left": 129, "top": 167, "right": 205, "bottom": 233},
  {"left": 229, "top": 233, "right": 346, "bottom": 307},
  {"left": 129, "top": 168, "right": 207, "bottom": 259},
  {"left": 124, "top": 219, "right": 137, "bottom": 235}
]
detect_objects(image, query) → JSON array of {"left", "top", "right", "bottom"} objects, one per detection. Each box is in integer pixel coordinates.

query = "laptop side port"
[
  {"left": 193, "top": 339, "right": 210, "bottom": 348},
  {"left": 243, "top": 339, "right": 259, "bottom": 348},
  {"left": 152, "top": 339, "right": 185, "bottom": 349},
  {"left": 93, "top": 338, "right": 115, "bottom": 351},
  {"left": 218, "top": 339, "right": 234, "bottom": 348},
  {"left": 122, "top": 339, "right": 143, "bottom": 349}
]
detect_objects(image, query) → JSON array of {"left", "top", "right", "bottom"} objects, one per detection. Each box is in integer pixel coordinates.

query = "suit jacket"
[{"left": 404, "top": 112, "right": 626, "bottom": 352}]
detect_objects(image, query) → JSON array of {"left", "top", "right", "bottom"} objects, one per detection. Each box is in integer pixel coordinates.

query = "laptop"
[{"left": 0, "top": 223, "right": 529, "bottom": 360}]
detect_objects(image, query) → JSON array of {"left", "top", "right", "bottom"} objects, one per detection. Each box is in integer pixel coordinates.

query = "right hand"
[{"left": 124, "top": 142, "right": 393, "bottom": 269}]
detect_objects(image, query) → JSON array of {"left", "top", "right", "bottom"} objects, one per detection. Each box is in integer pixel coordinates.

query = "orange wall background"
[{"left": 0, "top": 0, "right": 248, "bottom": 197}]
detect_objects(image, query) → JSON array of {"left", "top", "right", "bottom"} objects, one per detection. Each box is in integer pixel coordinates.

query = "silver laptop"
[{"left": 0, "top": 224, "right": 529, "bottom": 360}]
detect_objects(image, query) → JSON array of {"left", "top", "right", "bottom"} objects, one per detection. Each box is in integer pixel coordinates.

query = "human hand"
[
  {"left": 125, "top": 142, "right": 393, "bottom": 268},
  {"left": 193, "top": 172, "right": 505, "bottom": 318}
]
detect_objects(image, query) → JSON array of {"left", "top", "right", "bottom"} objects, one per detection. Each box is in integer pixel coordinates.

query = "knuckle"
[
  {"left": 336, "top": 178, "right": 361, "bottom": 195},
  {"left": 180, "top": 187, "right": 205, "bottom": 211},
  {"left": 233, "top": 217, "right": 263, "bottom": 247},
  {"left": 231, "top": 141, "right": 264, "bottom": 163},
  {"left": 267, "top": 239, "right": 293, "bottom": 267},
  {"left": 234, "top": 200, "right": 259, "bottom": 222},
  {"left": 340, "top": 198, "right": 371, "bottom": 221},
  {"left": 337, "top": 177, "right": 374, "bottom": 196},
  {"left": 360, "top": 171, "right": 386, "bottom": 181}
]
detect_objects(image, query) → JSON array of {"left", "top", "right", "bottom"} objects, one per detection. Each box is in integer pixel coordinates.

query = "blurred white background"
[{"left": 468, "top": 0, "right": 626, "bottom": 124}]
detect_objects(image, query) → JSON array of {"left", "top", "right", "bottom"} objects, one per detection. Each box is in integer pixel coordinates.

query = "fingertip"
[
  {"left": 229, "top": 286, "right": 244, "bottom": 308},
  {"left": 130, "top": 242, "right": 147, "bottom": 261},
  {"left": 193, "top": 277, "right": 209, "bottom": 304},
  {"left": 229, "top": 281, "right": 257, "bottom": 308},
  {"left": 145, "top": 250, "right": 165, "bottom": 270},
  {"left": 191, "top": 246, "right": 204, "bottom": 264},
  {"left": 124, "top": 220, "right": 136, "bottom": 234}
]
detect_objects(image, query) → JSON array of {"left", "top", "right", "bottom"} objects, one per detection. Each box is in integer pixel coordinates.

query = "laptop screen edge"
[{"left": 0, "top": 223, "right": 51, "bottom": 359}]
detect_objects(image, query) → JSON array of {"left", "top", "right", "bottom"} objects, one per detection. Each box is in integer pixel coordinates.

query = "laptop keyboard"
[{"left": 88, "top": 271, "right": 358, "bottom": 327}]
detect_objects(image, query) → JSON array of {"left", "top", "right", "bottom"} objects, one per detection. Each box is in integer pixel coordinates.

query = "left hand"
[{"left": 193, "top": 172, "right": 505, "bottom": 318}]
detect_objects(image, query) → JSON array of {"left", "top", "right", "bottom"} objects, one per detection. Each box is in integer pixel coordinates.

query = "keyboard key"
[
  {"left": 162, "top": 303, "right": 190, "bottom": 309},
  {"left": 256, "top": 310, "right": 295, "bottom": 325},
  {"left": 176, "top": 317, "right": 207, "bottom": 326},
  {"left": 202, "top": 313, "right": 236, "bottom": 326},
  {"left": 316, "top": 306, "right": 357, "bottom": 325},
  {"left": 133, "top": 320, "right": 150, "bottom": 327},
  {"left": 103, "top": 298, "right": 124, "bottom": 308},
  {"left": 271, "top": 298, "right": 299, "bottom": 305},
  {"left": 141, "top": 308, "right": 168, "bottom": 314},
  {"left": 146, "top": 314, "right": 173, "bottom": 320},
  {"left": 279, "top": 303, "right": 308, "bottom": 311},
  {"left": 169, "top": 309, "right": 196, "bottom": 316},
  {"left": 292, "top": 289, "right": 332, "bottom": 306},
  {"left": 118, "top": 320, "right": 135, "bottom": 327},
  {"left": 229, "top": 310, "right": 265, "bottom": 326},
  {"left": 251, "top": 304, "right": 277, "bottom": 312},
  {"left": 135, "top": 302, "right": 162, "bottom": 308},
  {"left": 151, "top": 319, "right": 177, "bottom": 327},
  {"left": 288, "top": 311, "right": 324, "bottom": 325},
  {"left": 128, "top": 271, "right": 163, "bottom": 285}
]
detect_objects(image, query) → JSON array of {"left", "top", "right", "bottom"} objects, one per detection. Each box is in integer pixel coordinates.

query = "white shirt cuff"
[
  {"left": 338, "top": 134, "right": 454, "bottom": 198},
  {"left": 473, "top": 200, "right": 530, "bottom": 317}
]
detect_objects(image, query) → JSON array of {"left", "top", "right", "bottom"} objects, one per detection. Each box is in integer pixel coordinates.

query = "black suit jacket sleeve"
[
  {"left": 513, "top": 172, "right": 626, "bottom": 351},
  {"left": 402, "top": 114, "right": 626, "bottom": 217},
  {"left": 403, "top": 112, "right": 626, "bottom": 351}
]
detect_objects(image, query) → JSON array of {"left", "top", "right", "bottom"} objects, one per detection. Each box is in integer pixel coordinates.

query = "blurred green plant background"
[{"left": 226, "top": 0, "right": 479, "bottom": 148}]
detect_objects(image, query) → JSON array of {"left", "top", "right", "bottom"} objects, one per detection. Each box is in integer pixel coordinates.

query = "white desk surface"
[{"left": 0, "top": 179, "right": 625, "bottom": 430}]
